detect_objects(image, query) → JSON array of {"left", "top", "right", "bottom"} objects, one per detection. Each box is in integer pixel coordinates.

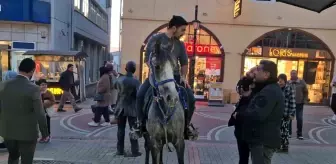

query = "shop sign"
[
  {"left": 48, "top": 88, "right": 63, "bottom": 95},
  {"left": 233, "top": 0, "right": 242, "bottom": 19},
  {"left": 208, "top": 82, "right": 223, "bottom": 101},
  {"left": 266, "top": 47, "right": 309, "bottom": 58},
  {"left": 247, "top": 47, "right": 262, "bottom": 56},
  {"left": 184, "top": 43, "right": 221, "bottom": 55}
]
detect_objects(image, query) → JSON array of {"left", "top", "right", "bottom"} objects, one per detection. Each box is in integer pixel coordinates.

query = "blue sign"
[{"left": 0, "top": 0, "right": 50, "bottom": 24}]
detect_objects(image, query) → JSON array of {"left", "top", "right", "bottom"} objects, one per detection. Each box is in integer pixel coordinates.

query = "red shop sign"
[{"left": 184, "top": 43, "right": 221, "bottom": 55}]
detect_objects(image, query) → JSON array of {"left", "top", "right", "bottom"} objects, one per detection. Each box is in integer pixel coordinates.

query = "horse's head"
[{"left": 148, "top": 40, "right": 178, "bottom": 106}]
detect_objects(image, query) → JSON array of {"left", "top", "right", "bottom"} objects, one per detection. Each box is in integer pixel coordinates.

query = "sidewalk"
[
  {"left": 0, "top": 100, "right": 335, "bottom": 163},
  {"left": 0, "top": 138, "right": 336, "bottom": 164}
]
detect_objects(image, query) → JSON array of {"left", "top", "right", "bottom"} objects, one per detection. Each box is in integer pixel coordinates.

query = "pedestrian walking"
[
  {"left": 88, "top": 63, "right": 113, "bottom": 127},
  {"left": 288, "top": 70, "right": 309, "bottom": 140},
  {"left": 242, "top": 60, "right": 284, "bottom": 164},
  {"left": 57, "top": 64, "right": 82, "bottom": 112},
  {"left": 0, "top": 58, "right": 49, "bottom": 163},
  {"left": 277, "top": 74, "right": 296, "bottom": 152},
  {"left": 114, "top": 61, "right": 141, "bottom": 157},
  {"left": 36, "top": 79, "right": 56, "bottom": 143}
]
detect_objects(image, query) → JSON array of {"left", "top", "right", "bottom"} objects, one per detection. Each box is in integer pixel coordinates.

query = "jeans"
[
  {"left": 250, "top": 144, "right": 276, "bottom": 164},
  {"left": 117, "top": 113, "right": 139, "bottom": 153},
  {"left": 136, "top": 77, "right": 196, "bottom": 125},
  {"left": 236, "top": 138, "right": 250, "bottom": 164},
  {"left": 93, "top": 106, "right": 110, "bottom": 123},
  {"left": 289, "top": 103, "right": 304, "bottom": 136}
]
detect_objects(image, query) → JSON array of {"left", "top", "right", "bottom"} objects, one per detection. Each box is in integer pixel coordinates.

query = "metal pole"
[{"left": 189, "top": 5, "right": 198, "bottom": 90}]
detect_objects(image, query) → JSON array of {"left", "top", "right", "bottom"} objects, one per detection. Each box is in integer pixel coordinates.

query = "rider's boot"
[{"left": 184, "top": 110, "right": 198, "bottom": 140}]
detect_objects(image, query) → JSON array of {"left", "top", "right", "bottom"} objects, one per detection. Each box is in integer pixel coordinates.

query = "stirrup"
[
  {"left": 129, "top": 128, "right": 142, "bottom": 140},
  {"left": 187, "top": 123, "right": 199, "bottom": 141}
]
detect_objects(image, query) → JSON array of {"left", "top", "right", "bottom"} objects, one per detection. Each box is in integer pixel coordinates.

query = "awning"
[
  {"left": 276, "top": 0, "right": 336, "bottom": 13},
  {"left": 23, "top": 50, "right": 88, "bottom": 60}
]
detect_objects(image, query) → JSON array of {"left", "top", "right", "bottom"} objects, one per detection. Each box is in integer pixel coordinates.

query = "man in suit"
[
  {"left": 114, "top": 61, "right": 141, "bottom": 157},
  {"left": 0, "top": 58, "right": 49, "bottom": 164}
]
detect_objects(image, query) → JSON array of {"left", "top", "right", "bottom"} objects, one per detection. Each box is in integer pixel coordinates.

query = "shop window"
[
  {"left": 82, "top": 0, "right": 89, "bottom": 17},
  {"left": 0, "top": 50, "right": 9, "bottom": 80},
  {"left": 74, "top": 0, "right": 81, "bottom": 10}
]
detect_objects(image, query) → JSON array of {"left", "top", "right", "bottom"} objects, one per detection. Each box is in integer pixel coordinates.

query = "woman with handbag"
[
  {"left": 36, "top": 79, "right": 55, "bottom": 143},
  {"left": 88, "top": 64, "right": 113, "bottom": 127}
]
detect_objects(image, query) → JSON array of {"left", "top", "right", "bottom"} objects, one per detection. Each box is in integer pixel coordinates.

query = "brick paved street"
[{"left": 0, "top": 100, "right": 336, "bottom": 163}]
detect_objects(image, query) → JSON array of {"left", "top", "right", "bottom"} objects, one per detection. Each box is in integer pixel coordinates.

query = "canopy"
[
  {"left": 276, "top": 0, "right": 336, "bottom": 13},
  {"left": 23, "top": 50, "right": 88, "bottom": 60}
]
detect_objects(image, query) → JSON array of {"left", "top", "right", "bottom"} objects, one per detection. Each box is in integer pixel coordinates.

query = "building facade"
[
  {"left": 51, "top": 0, "right": 110, "bottom": 85},
  {"left": 120, "top": 0, "right": 336, "bottom": 104},
  {"left": 0, "top": 0, "right": 51, "bottom": 80}
]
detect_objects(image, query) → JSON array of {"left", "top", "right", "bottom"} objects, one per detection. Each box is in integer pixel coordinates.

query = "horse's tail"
[{"left": 164, "top": 126, "right": 174, "bottom": 152}]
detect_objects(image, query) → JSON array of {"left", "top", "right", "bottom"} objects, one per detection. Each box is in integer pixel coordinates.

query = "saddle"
[{"left": 142, "top": 86, "right": 189, "bottom": 118}]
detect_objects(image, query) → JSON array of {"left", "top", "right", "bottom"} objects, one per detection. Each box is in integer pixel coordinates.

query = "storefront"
[
  {"left": 140, "top": 24, "right": 225, "bottom": 100},
  {"left": 0, "top": 41, "right": 36, "bottom": 81},
  {"left": 242, "top": 29, "right": 334, "bottom": 104}
]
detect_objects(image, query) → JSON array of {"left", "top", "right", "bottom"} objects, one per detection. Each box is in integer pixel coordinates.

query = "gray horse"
[{"left": 143, "top": 41, "right": 185, "bottom": 164}]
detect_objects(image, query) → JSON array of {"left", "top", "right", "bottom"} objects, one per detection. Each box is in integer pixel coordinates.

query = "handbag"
[
  {"left": 46, "top": 106, "right": 57, "bottom": 117},
  {"left": 94, "top": 93, "right": 104, "bottom": 101}
]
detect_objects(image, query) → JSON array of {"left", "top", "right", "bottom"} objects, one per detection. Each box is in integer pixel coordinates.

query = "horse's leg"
[
  {"left": 150, "top": 139, "right": 162, "bottom": 164},
  {"left": 144, "top": 133, "right": 150, "bottom": 164},
  {"left": 174, "top": 139, "right": 185, "bottom": 164}
]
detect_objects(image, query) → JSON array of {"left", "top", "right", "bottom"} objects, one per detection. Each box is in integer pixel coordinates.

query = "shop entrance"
[
  {"left": 140, "top": 24, "right": 225, "bottom": 100},
  {"left": 243, "top": 29, "right": 334, "bottom": 104}
]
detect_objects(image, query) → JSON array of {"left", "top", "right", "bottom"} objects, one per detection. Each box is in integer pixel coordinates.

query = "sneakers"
[
  {"left": 88, "top": 121, "right": 111, "bottom": 127},
  {"left": 74, "top": 107, "right": 82, "bottom": 113},
  {"left": 100, "top": 122, "right": 111, "bottom": 127},
  {"left": 297, "top": 136, "right": 304, "bottom": 140},
  {"left": 332, "top": 114, "right": 336, "bottom": 121},
  {"left": 88, "top": 121, "right": 99, "bottom": 127}
]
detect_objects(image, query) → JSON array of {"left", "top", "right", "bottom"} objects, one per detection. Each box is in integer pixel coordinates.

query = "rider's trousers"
[{"left": 136, "top": 77, "right": 195, "bottom": 126}]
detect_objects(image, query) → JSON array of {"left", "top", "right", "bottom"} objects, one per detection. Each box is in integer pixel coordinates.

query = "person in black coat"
[
  {"left": 242, "top": 60, "right": 284, "bottom": 164},
  {"left": 229, "top": 67, "right": 256, "bottom": 164}
]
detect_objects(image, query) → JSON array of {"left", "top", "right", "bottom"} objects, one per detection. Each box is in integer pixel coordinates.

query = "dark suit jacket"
[
  {"left": 242, "top": 83, "right": 284, "bottom": 148},
  {"left": 0, "top": 75, "right": 48, "bottom": 141},
  {"left": 59, "top": 70, "right": 75, "bottom": 91},
  {"left": 114, "top": 72, "right": 140, "bottom": 118}
]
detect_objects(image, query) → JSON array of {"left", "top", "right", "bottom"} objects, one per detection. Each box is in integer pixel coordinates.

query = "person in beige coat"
[{"left": 88, "top": 64, "right": 113, "bottom": 127}]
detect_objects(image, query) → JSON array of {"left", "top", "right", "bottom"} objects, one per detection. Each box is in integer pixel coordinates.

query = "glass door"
[
  {"left": 0, "top": 50, "right": 9, "bottom": 81},
  {"left": 193, "top": 56, "right": 222, "bottom": 100},
  {"left": 277, "top": 60, "right": 298, "bottom": 78}
]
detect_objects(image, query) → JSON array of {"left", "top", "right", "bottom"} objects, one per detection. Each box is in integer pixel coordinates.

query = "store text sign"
[
  {"left": 233, "top": 0, "right": 242, "bottom": 19},
  {"left": 184, "top": 43, "right": 221, "bottom": 55},
  {"left": 268, "top": 48, "right": 309, "bottom": 58}
]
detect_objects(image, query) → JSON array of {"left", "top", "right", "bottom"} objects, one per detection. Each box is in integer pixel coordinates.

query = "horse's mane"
[{"left": 153, "top": 40, "right": 175, "bottom": 66}]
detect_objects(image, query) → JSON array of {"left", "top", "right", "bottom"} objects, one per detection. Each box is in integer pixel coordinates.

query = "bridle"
[{"left": 148, "top": 42, "right": 179, "bottom": 125}]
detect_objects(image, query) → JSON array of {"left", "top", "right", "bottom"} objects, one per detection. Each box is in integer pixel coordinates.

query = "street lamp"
[{"left": 188, "top": 5, "right": 201, "bottom": 91}]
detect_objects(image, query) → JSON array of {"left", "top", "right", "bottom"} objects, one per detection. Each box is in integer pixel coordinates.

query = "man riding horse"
[{"left": 135, "top": 15, "right": 197, "bottom": 140}]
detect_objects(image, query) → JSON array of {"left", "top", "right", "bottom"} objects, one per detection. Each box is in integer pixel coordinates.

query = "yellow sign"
[
  {"left": 269, "top": 48, "right": 308, "bottom": 58},
  {"left": 234, "top": 0, "right": 242, "bottom": 19},
  {"left": 48, "top": 88, "right": 63, "bottom": 95}
]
